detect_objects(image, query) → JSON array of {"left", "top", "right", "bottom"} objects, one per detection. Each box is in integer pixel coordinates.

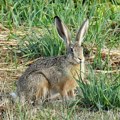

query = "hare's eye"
[{"left": 70, "top": 48, "right": 73, "bottom": 53}]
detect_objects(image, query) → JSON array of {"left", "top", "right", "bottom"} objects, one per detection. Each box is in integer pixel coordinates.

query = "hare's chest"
[{"left": 69, "top": 64, "right": 81, "bottom": 80}]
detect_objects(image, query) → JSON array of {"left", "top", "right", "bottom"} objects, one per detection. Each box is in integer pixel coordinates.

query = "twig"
[
  {"left": 0, "top": 40, "right": 18, "bottom": 46},
  {"left": 0, "top": 69, "right": 17, "bottom": 71},
  {"left": 95, "top": 69, "right": 120, "bottom": 74},
  {"left": 92, "top": 48, "right": 120, "bottom": 56}
]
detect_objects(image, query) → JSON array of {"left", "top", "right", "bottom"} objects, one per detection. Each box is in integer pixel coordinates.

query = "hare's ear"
[
  {"left": 54, "top": 16, "right": 71, "bottom": 46},
  {"left": 75, "top": 19, "right": 89, "bottom": 46}
]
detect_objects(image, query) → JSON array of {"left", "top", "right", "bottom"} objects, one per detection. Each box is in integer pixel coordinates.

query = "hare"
[{"left": 12, "top": 16, "right": 89, "bottom": 105}]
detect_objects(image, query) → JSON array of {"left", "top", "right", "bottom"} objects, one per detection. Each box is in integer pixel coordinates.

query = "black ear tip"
[
  {"left": 54, "top": 16, "right": 61, "bottom": 21},
  {"left": 54, "top": 16, "right": 59, "bottom": 19},
  {"left": 87, "top": 16, "right": 89, "bottom": 19}
]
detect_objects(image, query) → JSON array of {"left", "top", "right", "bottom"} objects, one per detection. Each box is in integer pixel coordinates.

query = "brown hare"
[{"left": 11, "top": 16, "right": 89, "bottom": 105}]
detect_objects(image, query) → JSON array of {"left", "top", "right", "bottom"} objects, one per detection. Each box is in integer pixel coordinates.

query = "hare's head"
[{"left": 54, "top": 16, "right": 89, "bottom": 64}]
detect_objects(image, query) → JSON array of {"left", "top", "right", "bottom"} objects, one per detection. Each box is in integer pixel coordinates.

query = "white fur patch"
[{"left": 10, "top": 92, "right": 17, "bottom": 99}]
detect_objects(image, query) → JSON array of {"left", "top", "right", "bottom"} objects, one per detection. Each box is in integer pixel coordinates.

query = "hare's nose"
[
  {"left": 78, "top": 58, "right": 82, "bottom": 63},
  {"left": 78, "top": 58, "right": 82, "bottom": 61}
]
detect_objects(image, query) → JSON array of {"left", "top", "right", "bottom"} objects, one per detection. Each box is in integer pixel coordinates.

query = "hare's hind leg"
[
  {"left": 28, "top": 73, "right": 50, "bottom": 105},
  {"left": 35, "top": 75, "right": 50, "bottom": 105}
]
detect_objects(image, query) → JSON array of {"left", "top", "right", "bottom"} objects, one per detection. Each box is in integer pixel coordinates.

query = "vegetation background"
[{"left": 0, "top": 0, "right": 120, "bottom": 120}]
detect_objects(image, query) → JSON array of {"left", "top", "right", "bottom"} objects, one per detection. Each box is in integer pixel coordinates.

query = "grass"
[
  {"left": 78, "top": 67, "right": 120, "bottom": 110},
  {"left": 2, "top": 101, "right": 120, "bottom": 120},
  {"left": 4, "top": 0, "right": 119, "bottom": 66},
  {"left": 17, "top": 31, "right": 65, "bottom": 59},
  {"left": 0, "top": 0, "right": 120, "bottom": 120}
]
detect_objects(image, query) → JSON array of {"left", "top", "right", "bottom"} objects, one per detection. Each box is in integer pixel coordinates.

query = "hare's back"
[{"left": 17, "top": 56, "right": 67, "bottom": 90}]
